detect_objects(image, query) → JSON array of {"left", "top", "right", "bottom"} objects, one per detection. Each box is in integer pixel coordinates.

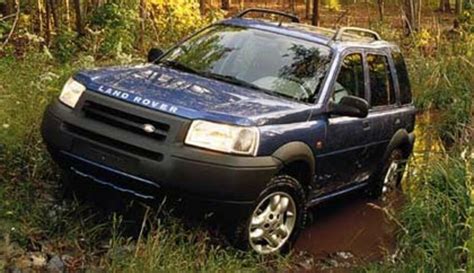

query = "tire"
[
  {"left": 367, "top": 149, "right": 405, "bottom": 198},
  {"left": 230, "top": 175, "right": 307, "bottom": 255}
]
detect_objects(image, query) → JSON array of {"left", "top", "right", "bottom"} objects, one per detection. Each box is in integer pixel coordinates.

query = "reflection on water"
[{"left": 293, "top": 113, "right": 441, "bottom": 272}]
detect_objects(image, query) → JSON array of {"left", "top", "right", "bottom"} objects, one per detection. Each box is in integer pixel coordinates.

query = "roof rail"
[
  {"left": 333, "top": 27, "right": 382, "bottom": 41},
  {"left": 234, "top": 8, "right": 300, "bottom": 23}
]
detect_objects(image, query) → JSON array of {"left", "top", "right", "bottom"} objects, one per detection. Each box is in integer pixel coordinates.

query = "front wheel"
[{"left": 231, "top": 175, "right": 307, "bottom": 255}]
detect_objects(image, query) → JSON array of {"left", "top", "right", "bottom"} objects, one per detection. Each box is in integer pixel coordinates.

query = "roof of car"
[{"left": 219, "top": 17, "right": 397, "bottom": 51}]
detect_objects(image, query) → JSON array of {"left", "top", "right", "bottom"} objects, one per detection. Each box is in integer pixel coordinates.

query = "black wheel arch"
[
  {"left": 384, "top": 129, "right": 415, "bottom": 160},
  {"left": 271, "top": 141, "right": 315, "bottom": 190}
]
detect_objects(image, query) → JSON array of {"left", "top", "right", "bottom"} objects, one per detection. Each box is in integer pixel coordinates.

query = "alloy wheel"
[{"left": 248, "top": 191, "right": 297, "bottom": 254}]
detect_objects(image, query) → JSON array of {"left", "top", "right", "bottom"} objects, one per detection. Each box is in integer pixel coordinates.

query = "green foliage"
[
  {"left": 51, "top": 29, "right": 79, "bottom": 63},
  {"left": 88, "top": 2, "right": 139, "bottom": 58},
  {"left": 147, "top": 0, "right": 223, "bottom": 48},
  {"left": 363, "top": 155, "right": 472, "bottom": 272},
  {"left": 407, "top": 36, "right": 473, "bottom": 146},
  {"left": 0, "top": 20, "right": 10, "bottom": 38}
]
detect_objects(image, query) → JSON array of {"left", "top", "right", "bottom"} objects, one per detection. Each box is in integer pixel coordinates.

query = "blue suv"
[{"left": 41, "top": 9, "right": 416, "bottom": 254}]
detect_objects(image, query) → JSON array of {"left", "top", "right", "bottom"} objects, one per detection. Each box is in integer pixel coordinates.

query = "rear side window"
[
  {"left": 367, "top": 54, "right": 395, "bottom": 107},
  {"left": 392, "top": 52, "right": 412, "bottom": 104},
  {"left": 331, "top": 53, "right": 365, "bottom": 103}
]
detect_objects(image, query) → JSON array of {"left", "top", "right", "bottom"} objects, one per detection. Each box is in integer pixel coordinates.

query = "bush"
[
  {"left": 88, "top": 1, "right": 139, "bottom": 58},
  {"left": 147, "top": 0, "right": 223, "bottom": 48},
  {"left": 51, "top": 29, "right": 78, "bottom": 63}
]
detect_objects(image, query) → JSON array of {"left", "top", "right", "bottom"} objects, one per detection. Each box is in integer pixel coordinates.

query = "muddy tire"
[
  {"left": 230, "top": 175, "right": 307, "bottom": 255},
  {"left": 367, "top": 149, "right": 405, "bottom": 198}
]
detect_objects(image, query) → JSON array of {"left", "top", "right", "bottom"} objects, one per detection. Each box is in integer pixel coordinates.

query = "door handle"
[{"left": 362, "top": 120, "right": 371, "bottom": 130}]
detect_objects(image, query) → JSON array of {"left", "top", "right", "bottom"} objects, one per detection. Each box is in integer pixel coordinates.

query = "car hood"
[{"left": 74, "top": 64, "right": 313, "bottom": 126}]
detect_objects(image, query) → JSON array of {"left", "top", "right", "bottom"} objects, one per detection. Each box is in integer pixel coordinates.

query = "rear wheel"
[
  {"left": 367, "top": 149, "right": 405, "bottom": 198},
  {"left": 231, "top": 175, "right": 307, "bottom": 254}
]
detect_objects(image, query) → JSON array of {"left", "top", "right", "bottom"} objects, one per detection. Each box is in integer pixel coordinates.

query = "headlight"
[
  {"left": 59, "top": 78, "right": 86, "bottom": 108},
  {"left": 185, "top": 120, "right": 259, "bottom": 156}
]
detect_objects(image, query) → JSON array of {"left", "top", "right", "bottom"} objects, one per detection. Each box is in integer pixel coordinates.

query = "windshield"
[{"left": 159, "top": 25, "right": 332, "bottom": 102}]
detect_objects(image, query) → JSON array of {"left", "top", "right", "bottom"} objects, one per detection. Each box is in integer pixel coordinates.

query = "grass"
[
  {"left": 0, "top": 54, "right": 293, "bottom": 272},
  {"left": 1, "top": 21, "right": 473, "bottom": 272},
  {"left": 362, "top": 154, "right": 472, "bottom": 272}
]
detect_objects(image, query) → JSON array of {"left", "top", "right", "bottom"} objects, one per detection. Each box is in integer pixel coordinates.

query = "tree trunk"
[
  {"left": 289, "top": 0, "right": 296, "bottom": 13},
  {"left": 64, "top": 0, "right": 71, "bottom": 30},
  {"left": 221, "top": 0, "right": 230, "bottom": 10},
  {"left": 72, "top": 0, "right": 84, "bottom": 36},
  {"left": 439, "top": 0, "right": 451, "bottom": 12},
  {"left": 37, "top": 0, "right": 44, "bottom": 36},
  {"left": 45, "top": 0, "right": 51, "bottom": 45},
  {"left": 139, "top": 0, "right": 146, "bottom": 50},
  {"left": 238, "top": 0, "right": 244, "bottom": 10},
  {"left": 312, "top": 0, "right": 319, "bottom": 26},
  {"left": 377, "top": 0, "right": 384, "bottom": 21},
  {"left": 306, "top": 0, "right": 311, "bottom": 19},
  {"left": 455, "top": 0, "right": 462, "bottom": 14},
  {"left": 49, "top": 0, "right": 59, "bottom": 30},
  {"left": 403, "top": 0, "right": 421, "bottom": 34},
  {"left": 200, "top": 0, "right": 206, "bottom": 15}
]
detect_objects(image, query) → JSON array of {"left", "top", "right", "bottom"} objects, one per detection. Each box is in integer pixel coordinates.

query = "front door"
[{"left": 316, "top": 52, "right": 372, "bottom": 193}]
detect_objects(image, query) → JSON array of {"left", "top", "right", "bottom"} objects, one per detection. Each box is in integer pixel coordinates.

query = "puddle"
[
  {"left": 292, "top": 113, "right": 441, "bottom": 272},
  {"left": 294, "top": 190, "right": 404, "bottom": 272}
]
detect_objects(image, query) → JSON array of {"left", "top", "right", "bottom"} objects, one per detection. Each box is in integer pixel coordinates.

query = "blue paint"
[{"left": 75, "top": 64, "right": 313, "bottom": 127}]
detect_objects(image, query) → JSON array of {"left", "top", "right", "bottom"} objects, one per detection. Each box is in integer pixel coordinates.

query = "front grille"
[
  {"left": 82, "top": 101, "right": 170, "bottom": 142},
  {"left": 64, "top": 123, "right": 164, "bottom": 161}
]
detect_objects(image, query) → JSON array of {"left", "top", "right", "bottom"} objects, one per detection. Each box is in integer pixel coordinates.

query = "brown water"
[
  {"left": 293, "top": 191, "right": 404, "bottom": 272},
  {"left": 291, "top": 114, "right": 440, "bottom": 272}
]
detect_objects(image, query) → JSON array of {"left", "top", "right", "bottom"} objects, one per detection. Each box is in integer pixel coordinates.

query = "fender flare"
[
  {"left": 383, "top": 129, "right": 415, "bottom": 160},
  {"left": 272, "top": 141, "right": 316, "bottom": 177}
]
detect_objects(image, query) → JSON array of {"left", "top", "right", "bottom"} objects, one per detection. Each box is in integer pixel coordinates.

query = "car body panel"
[{"left": 75, "top": 64, "right": 313, "bottom": 127}]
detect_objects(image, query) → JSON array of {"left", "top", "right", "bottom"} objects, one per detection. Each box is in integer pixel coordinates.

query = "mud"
[{"left": 294, "top": 190, "right": 404, "bottom": 272}]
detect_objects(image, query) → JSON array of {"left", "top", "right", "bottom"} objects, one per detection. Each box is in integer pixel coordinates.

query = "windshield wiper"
[
  {"left": 160, "top": 60, "right": 200, "bottom": 75},
  {"left": 203, "top": 73, "right": 296, "bottom": 100},
  {"left": 204, "top": 73, "right": 262, "bottom": 90}
]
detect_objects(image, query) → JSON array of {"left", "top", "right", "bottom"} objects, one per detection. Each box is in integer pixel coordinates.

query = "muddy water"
[
  {"left": 294, "top": 191, "right": 404, "bottom": 272},
  {"left": 292, "top": 115, "right": 439, "bottom": 272}
]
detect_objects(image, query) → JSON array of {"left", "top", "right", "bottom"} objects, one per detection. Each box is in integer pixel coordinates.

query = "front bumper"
[{"left": 41, "top": 95, "right": 281, "bottom": 206}]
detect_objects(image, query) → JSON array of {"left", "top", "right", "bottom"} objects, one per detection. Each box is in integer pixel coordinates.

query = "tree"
[
  {"left": 221, "top": 0, "right": 230, "bottom": 10},
  {"left": 139, "top": 0, "right": 146, "bottom": 49},
  {"left": 306, "top": 0, "right": 311, "bottom": 19},
  {"left": 455, "top": 0, "right": 463, "bottom": 14},
  {"left": 377, "top": 0, "right": 384, "bottom": 22},
  {"left": 200, "top": 0, "right": 205, "bottom": 15},
  {"left": 289, "top": 0, "right": 296, "bottom": 13},
  {"left": 403, "top": 0, "right": 422, "bottom": 34},
  {"left": 312, "top": 0, "right": 319, "bottom": 26},
  {"left": 72, "top": 0, "right": 84, "bottom": 36},
  {"left": 439, "top": 0, "right": 451, "bottom": 12}
]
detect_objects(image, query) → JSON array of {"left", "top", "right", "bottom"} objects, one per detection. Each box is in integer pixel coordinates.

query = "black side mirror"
[
  {"left": 329, "top": 95, "right": 369, "bottom": 118},
  {"left": 147, "top": 48, "right": 164, "bottom": 63}
]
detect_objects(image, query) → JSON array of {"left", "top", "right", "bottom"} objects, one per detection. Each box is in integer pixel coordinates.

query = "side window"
[
  {"left": 367, "top": 54, "right": 395, "bottom": 107},
  {"left": 392, "top": 52, "right": 412, "bottom": 104},
  {"left": 331, "top": 53, "right": 365, "bottom": 103}
]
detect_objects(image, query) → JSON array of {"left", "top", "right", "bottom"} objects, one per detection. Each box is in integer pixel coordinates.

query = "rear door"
[
  {"left": 363, "top": 51, "right": 402, "bottom": 175},
  {"left": 391, "top": 51, "right": 416, "bottom": 134}
]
